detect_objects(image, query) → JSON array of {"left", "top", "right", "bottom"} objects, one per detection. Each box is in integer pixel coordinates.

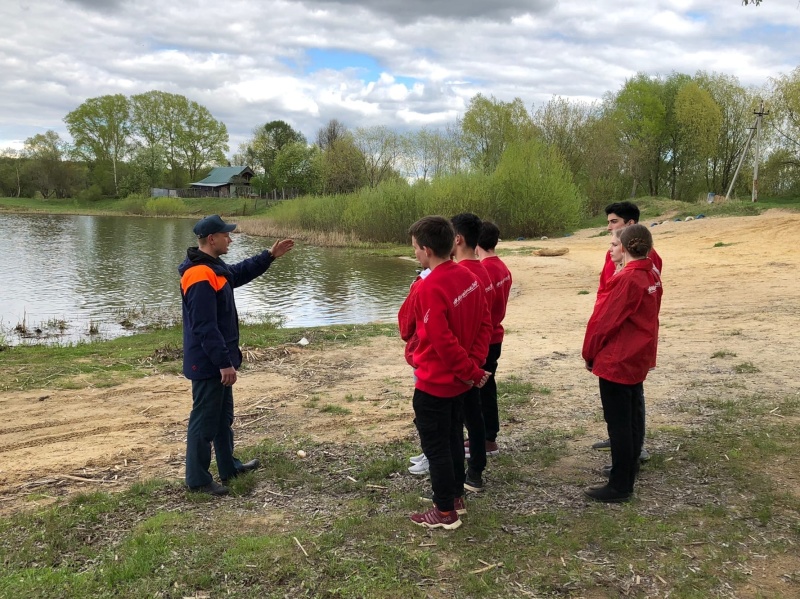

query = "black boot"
[{"left": 584, "top": 484, "right": 631, "bottom": 503}]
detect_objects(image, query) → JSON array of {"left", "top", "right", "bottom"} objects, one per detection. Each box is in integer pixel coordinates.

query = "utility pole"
[
  {"left": 751, "top": 101, "right": 768, "bottom": 203},
  {"left": 724, "top": 101, "right": 769, "bottom": 202}
]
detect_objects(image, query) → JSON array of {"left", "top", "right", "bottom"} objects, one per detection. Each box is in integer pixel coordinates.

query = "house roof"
[{"left": 192, "top": 166, "right": 254, "bottom": 187}]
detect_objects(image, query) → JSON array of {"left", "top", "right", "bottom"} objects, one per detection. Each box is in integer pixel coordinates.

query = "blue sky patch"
[{"left": 305, "top": 49, "right": 382, "bottom": 79}]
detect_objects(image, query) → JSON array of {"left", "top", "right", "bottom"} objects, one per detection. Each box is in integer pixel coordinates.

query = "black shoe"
[
  {"left": 239, "top": 458, "right": 260, "bottom": 472},
  {"left": 222, "top": 459, "right": 260, "bottom": 483},
  {"left": 583, "top": 484, "right": 631, "bottom": 503},
  {"left": 592, "top": 439, "right": 611, "bottom": 450},
  {"left": 188, "top": 481, "right": 229, "bottom": 496},
  {"left": 464, "top": 469, "right": 484, "bottom": 493}
]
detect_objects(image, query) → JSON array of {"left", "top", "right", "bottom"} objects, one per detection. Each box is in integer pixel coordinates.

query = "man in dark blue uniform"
[{"left": 179, "top": 214, "right": 294, "bottom": 495}]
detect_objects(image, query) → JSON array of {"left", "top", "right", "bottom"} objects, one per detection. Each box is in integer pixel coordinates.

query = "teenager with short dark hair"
[
  {"left": 406, "top": 216, "right": 492, "bottom": 529},
  {"left": 451, "top": 213, "right": 494, "bottom": 492},
  {"left": 475, "top": 221, "right": 513, "bottom": 458}
]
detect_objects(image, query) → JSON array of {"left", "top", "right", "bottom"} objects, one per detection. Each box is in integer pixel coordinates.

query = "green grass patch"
[
  {"left": 2, "top": 393, "right": 799, "bottom": 597},
  {"left": 0, "top": 322, "right": 398, "bottom": 392},
  {"left": 734, "top": 361, "right": 760, "bottom": 374},
  {"left": 711, "top": 349, "right": 737, "bottom": 358},
  {"left": 320, "top": 404, "right": 352, "bottom": 415}
]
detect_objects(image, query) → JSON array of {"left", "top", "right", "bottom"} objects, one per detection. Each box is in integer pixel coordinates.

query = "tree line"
[{"left": 1, "top": 66, "right": 799, "bottom": 206}]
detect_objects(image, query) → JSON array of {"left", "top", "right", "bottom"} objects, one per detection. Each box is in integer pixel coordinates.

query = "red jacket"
[
  {"left": 457, "top": 259, "right": 494, "bottom": 349},
  {"left": 583, "top": 259, "right": 663, "bottom": 385},
  {"left": 413, "top": 260, "right": 492, "bottom": 398},
  {"left": 480, "top": 256, "right": 512, "bottom": 344},
  {"left": 398, "top": 272, "right": 427, "bottom": 367}
]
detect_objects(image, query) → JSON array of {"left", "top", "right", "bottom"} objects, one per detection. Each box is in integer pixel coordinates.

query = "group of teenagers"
[
  {"left": 177, "top": 202, "right": 662, "bottom": 518},
  {"left": 400, "top": 201, "right": 663, "bottom": 530}
]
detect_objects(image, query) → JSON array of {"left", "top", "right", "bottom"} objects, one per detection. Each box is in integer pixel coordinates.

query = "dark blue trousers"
[
  {"left": 413, "top": 388, "right": 466, "bottom": 512},
  {"left": 185, "top": 378, "right": 244, "bottom": 487}
]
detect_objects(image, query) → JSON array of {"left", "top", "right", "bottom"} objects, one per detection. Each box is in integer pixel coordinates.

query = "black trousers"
[
  {"left": 186, "top": 378, "right": 245, "bottom": 487},
  {"left": 462, "top": 387, "right": 486, "bottom": 475},
  {"left": 413, "top": 388, "right": 467, "bottom": 511},
  {"left": 480, "top": 343, "right": 502, "bottom": 442},
  {"left": 599, "top": 378, "right": 644, "bottom": 494}
]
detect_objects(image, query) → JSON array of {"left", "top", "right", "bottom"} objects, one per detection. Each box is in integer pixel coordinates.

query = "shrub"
[
  {"left": 144, "top": 196, "right": 186, "bottom": 216},
  {"left": 120, "top": 194, "right": 149, "bottom": 215},
  {"left": 76, "top": 184, "right": 104, "bottom": 202},
  {"left": 491, "top": 139, "right": 585, "bottom": 237}
]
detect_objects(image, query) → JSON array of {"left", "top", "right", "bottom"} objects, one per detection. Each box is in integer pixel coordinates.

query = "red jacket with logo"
[
  {"left": 583, "top": 259, "right": 663, "bottom": 385},
  {"left": 457, "top": 259, "right": 494, "bottom": 354},
  {"left": 413, "top": 260, "right": 492, "bottom": 398},
  {"left": 480, "top": 256, "right": 512, "bottom": 344}
]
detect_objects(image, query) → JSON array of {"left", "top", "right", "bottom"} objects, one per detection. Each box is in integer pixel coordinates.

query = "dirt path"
[{"left": 2, "top": 210, "right": 799, "bottom": 516}]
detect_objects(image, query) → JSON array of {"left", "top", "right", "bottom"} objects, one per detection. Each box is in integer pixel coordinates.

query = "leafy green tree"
[
  {"left": 272, "top": 142, "right": 320, "bottom": 194},
  {"left": 352, "top": 125, "right": 401, "bottom": 188},
  {"left": 130, "top": 91, "right": 228, "bottom": 188},
  {"left": 611, "top": 74, "right": 668, "bottom": 196},
  {"left": 401, "top": 127, "right": 464, "bottom": 182},
  {"left": 316, "top": 134, "right": 367, "bottom": 194},
  {"left": 534, "top": 96, "right": 596, "bottom": 176},
  {"left": 695, "top": 71, "right": 759, "bottom": 194},
  {"left": 582, "top": 114, "right": 627, "bottom": 214},
  {"left": 23, "top": 131, "right": 82, "bottom": 198},
  {"left": 64, "top": 94, "right": 132, "bottom": 196},
  {"left": 672, "top": 80, "right": 723, "bottom": 199},
  {"left": 769, "top": 66, "right": 800, "bottom": 171},
  {"left": 460, "top": 94, "right": 535, "bottom": 174},
  {"left": 176, "top": 101, "right": 229, "bottom": 181},
  {"left": 0, "top": 148, "right": 25, "bottom": 197},
  {"left": 131, "top": 91, "right": 174, "bottom": 187},
  {"left": 239, "top": 120, "right": 306, "bottom": 186}
]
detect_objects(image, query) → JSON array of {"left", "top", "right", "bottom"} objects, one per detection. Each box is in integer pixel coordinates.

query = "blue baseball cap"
[{"left": 193, "top": 214, "right": 237, "bottom": 238}]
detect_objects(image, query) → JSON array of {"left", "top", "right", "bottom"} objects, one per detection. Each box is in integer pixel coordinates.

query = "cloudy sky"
[{"left": 2, "top": 0, "right": 799, "bottom": 155}]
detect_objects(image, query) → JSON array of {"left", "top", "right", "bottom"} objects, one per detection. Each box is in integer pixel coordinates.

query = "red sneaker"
[{"left": 410, "top": 506, "right": 462, "bottom": 530}]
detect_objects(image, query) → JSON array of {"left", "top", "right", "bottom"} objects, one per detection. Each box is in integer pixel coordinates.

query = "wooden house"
[{"left": 189, "top": 166, "right": 255, "bottom": 197}]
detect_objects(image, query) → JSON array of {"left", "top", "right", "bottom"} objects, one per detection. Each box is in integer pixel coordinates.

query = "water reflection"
[{"left": 1, "top": 213, "right": 416, "bottom": 344}]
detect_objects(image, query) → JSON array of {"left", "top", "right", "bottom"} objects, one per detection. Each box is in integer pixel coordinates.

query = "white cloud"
[{"left": 0, "top": 0, "right": 797, "bottom": 154}]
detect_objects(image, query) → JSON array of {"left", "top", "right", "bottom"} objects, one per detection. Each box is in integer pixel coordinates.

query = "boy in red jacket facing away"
[
  {"left": 582, "top": 224, "right": 663, "bottom": 503},
  {"left": 451, "top": 213, "right": 494, "bottom": 493},
  {"left": 475, "top": 221, "right": 513, "bottom": 457},
  {"left": 407, "top": 216, "right": 492, "bottom": 530}
]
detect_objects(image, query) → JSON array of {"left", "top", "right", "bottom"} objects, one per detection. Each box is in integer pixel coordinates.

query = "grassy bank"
[
  {"left": 0, "top": 322, "right": 398, "bottom": 392},
  {"left": 0, "top": 370, "right": 797, "bottom": 597},
  {"left": 2, "top": 194, "right": 799, "bottom": 250},
  {"left": 0, "top": 196, "right": 268, "bottom": 219}
]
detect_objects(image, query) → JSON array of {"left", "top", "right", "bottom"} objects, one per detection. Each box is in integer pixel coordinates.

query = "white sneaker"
[
  {"left": 409, "top": 452, "right": 426, "bottom": 464},
  {"left": 408, "top": 456, "right": 430, "bottom": 475}
]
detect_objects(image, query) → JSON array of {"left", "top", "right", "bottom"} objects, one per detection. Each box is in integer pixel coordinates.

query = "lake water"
[{"left": 1, "top": 213, "right": 417, "bottom": 344}]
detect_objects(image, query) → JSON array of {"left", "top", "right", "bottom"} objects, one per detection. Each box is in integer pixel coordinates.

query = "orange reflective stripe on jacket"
[{"left": 181, "top": 265, "right": 228, "bottom": 295}]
